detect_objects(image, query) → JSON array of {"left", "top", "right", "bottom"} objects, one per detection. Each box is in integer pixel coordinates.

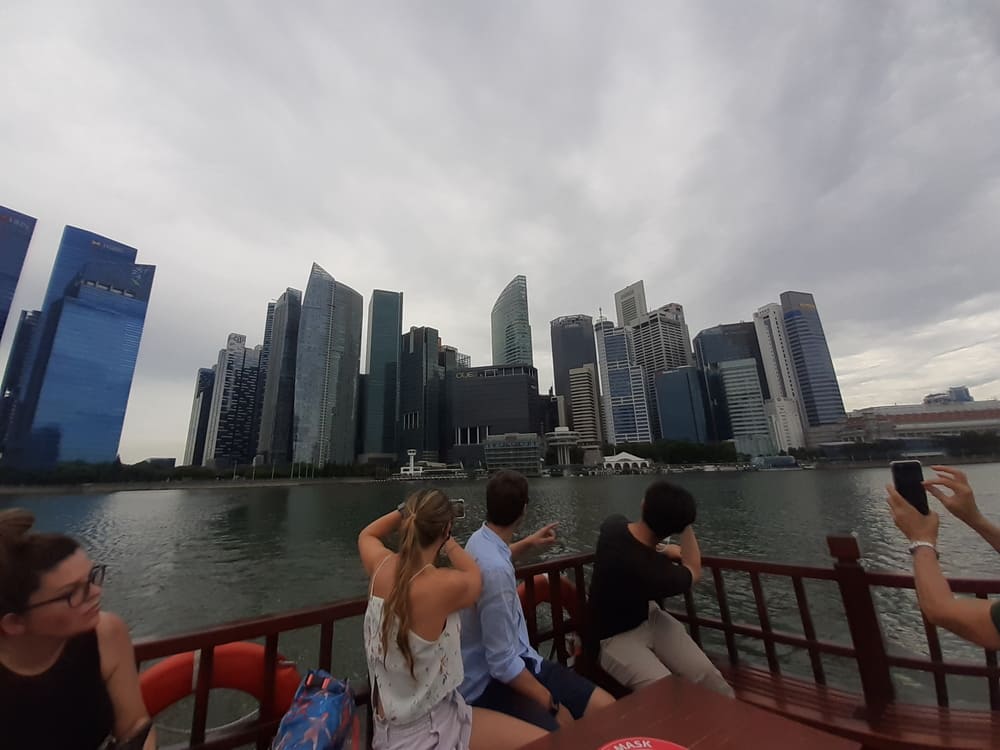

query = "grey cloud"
[{"left": 1, "top": 1, "right": 998, "bottom": 460}]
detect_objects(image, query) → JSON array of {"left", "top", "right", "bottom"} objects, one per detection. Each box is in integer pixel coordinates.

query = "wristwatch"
[
  {"left": 908, "top": 541, "right": 939, "bottom": 559},
  {"left": 548, "top": 695, "right": 561, "bottom": 716}
]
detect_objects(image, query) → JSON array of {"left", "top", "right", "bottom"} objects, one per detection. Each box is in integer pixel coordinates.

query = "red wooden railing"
[{"left": 134, "top": 534, "right": 1000, "bottom": 748}]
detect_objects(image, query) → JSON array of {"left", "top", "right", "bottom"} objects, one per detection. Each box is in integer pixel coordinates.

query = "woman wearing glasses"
[{"left": 0, "top": 509, "right": 155, "bottom": 749}]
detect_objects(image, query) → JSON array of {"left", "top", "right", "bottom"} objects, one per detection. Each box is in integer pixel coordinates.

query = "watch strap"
[{"left": 908, "top": 541, "right": 939, "bottom": 558}]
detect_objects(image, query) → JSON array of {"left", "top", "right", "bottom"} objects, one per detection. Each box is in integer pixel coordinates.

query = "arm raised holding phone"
[{"left": 887, "top": 465, "right": 1000, "bottom": 649}]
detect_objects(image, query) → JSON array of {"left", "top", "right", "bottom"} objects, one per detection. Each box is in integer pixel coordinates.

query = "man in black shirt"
[{"left": 589, "top": 480, "right": 732, "bottom": 695}]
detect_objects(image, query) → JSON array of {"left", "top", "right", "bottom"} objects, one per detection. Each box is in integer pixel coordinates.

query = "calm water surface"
[{"left": 5, "top": 463, "right": 1000, "bottom": 711}]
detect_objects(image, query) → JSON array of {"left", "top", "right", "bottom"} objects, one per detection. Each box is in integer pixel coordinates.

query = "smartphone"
[
  {"left": 891, "top": 460, "right": 929, "bottom": 515},
  {"left": 451, "top": 499, "right": 466, "bottom": 519}
]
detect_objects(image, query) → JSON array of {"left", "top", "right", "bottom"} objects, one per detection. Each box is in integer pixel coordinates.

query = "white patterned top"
[{"left": 364, "top": 560, "right": 464, "bottom": 725}]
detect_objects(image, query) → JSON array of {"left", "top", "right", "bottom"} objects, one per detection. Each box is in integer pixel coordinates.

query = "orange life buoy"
[
  {"left": 517, "top": 574, "right": 579, "bottom": 622},
  {"left": 139, "top": 641, "right": 301, "bottom": 718}
]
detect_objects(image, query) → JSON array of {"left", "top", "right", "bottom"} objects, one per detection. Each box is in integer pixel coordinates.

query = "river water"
[{"left": 4, "top": 463, "right": 1000, "bottom": 714}]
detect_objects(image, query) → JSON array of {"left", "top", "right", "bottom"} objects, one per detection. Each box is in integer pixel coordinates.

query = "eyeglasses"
[{"left": 23, "top": 564, "right": 107, "bottom": 611}]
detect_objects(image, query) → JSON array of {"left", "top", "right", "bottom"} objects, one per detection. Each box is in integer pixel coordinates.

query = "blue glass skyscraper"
[
  {"left": 595, "top": 318, "right": 651, "bottom": 445},
  {"left": 780, "top": 291, "right": 846, "bottom": 427},
  {"left": 0, "top": 206, "right": 36, "bottom": 341},
  {"left": 4, "top": 227, "right": 154, "bottom": 468}
]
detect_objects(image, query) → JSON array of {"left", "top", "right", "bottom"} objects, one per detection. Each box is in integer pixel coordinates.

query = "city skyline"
[{"left": 3, "top": 4, "right": 999, "bottom": 461}]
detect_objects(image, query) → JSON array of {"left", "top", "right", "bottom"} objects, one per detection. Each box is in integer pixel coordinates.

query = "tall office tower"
[
  {"left": 362, "top": 290, "right": 403, "bottom": 460},
  {"left": 446, "top": 364, "right": 541, "bottom": 468},
  {"left": 614, "top": 281, "right": 648, "bottom": 328},
  {"left": 568, "top": 364, "right": 602, "bottom": 448},
  {"left": 693, "top": 322, "right": 770, "bottom": 442},
  {"left": 183, "top": 367, "right": 216, "bottom": 466},
  {"left": 754, "top": 303, "right": 806, "bottom": 451},
  {"left": 491, "top": 274, "right": 533, "bottom": 366},
  {"left": 257, "top": 288, "right": 302, "bottom": 464},
  {"left": 249, "top": 301, "right": 275, "bottom": 458},
  {"left": 630, "top": 303, "right": 694, "bottom": 438},
  {"left": 654, "top": 366, "right": 709, "bottom": 444},
  {"left": 0, "top": 310, "right": 41, "bottom": 453},
  {"left": 294, "top": 263, "right": 363, "bottom": 466},
  {"left": 779, "top": 291, "right": 846, "bottom": 428},
  {"left": 717, "top": 358, "right": 775, "bottom": 456},
  {"left": 4, "top": 226, "right": 154, "bottom": 468},
  {"left": 595, "top": 317, "right": 652, "bottom": 445},
  {"left": 0, "top": 206, "right": 35, "bottom": 340},
  {"left": 203, "top": 334, "right": 262, "bottom": 468},
  {"left": 550, "top": 314, "right": 597, "bottom": 428},
  {"left": 398, "top": 326, "right": 444, "bottom": 461}
]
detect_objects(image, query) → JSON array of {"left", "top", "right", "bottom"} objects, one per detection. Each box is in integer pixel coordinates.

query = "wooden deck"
[{"left": 133, "top": 534, "right": 1000, "bottom": 749}]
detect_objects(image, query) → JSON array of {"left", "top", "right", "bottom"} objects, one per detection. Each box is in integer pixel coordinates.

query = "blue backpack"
[{"left": 271, "top": 670, "right": 360, "bottom": 750}]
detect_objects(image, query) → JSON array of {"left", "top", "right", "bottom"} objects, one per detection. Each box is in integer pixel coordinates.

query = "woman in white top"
[{"left": 359, "top": 489, "right": 546, "bottom": 750}]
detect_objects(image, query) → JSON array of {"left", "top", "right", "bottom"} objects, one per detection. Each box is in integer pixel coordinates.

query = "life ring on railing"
[
  {"left": 517, "top": 574, "right": 580, "bottom": 622},
  {"left": 139, "top": 641, "right": 301, "bottom": 718}
]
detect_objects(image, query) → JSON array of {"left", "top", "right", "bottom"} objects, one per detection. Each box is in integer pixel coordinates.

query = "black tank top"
[{"left": 0, "top": 629, "right": 116, "bottom": 749}]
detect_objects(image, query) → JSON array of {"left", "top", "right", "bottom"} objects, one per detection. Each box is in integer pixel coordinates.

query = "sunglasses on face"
[{"left": 24, "top": 564, "right": 107, "bottom": 611}]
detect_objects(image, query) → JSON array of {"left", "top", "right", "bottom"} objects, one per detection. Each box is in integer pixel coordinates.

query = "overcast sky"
[{"left": 2, "top": 2, "right": 999, "bottom": 462}]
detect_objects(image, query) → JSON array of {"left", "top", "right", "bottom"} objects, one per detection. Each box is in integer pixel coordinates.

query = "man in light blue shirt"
[{"left": 460, "top": 470, "right": 614, "bottom": 731}]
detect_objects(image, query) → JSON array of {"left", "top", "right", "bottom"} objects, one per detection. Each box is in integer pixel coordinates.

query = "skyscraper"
[
  {"left": 718, "top": 358, "right": 775, "bottom": 456},
  {"left": 568, "top": 364, "right": 602, "bottom": 448},
  {"left": 654, "top": 366, "right": 709, "bottom": 444},
  {"left": 491, "top": 275, "right": 533, "bottom": 366},
  {"left": 614, "top": 281, "right": 648, "bottom": 328},
  {"left": 754, "top": 303, "right": 806, "bottom": 451},
  {"left": 630, "top": 303, "right": 693, "bottom": 439},
  {"left": 6, "top": 257, "right": 155, "bottom": 467},
  {"left": 398, "top": 326, "right": 444, "bottom": 461},
  {"left": 249, "top": 302, "right": 276, "bottom": 458},
  {"left": 183, "top": 367, "right": 216, "bottom": 466},
  {"left": 362, "top": 290, "right": 403, "bottom": 459},
  {"left": 595, "top": 318, "right": 652, "bottom": 445},
  {"left": 780, "top": 291, "right": 846, "bottom": 429},
  {"left": 203, "top": 334, "right": 261, "bottom": 468},
  {"left": 550, "top": 315, "right": 597, "bottom": 430},
  {"left": 694, "top": 322, "right": 770, "bottom": 442},
  {"left": 0, "top": 206, "right": 35, "bottom": 341},
  {"left": 0, "top": 310, "right": 41, "bottom": 454},
  {"left": 257, "top": 288, "right": 301, "bottom": 464},
  {"left": 293, "top": 264, "right": 363, "bottom": 466}
]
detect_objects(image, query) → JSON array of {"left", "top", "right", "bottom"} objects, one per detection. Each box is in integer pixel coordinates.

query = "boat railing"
[{"left": 134, "top": 534, "right": 1000, "bottom": 749}]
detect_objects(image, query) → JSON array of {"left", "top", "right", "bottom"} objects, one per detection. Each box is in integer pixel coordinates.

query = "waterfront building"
[
  {"left": 0, "top": 310, "right": 41, "bottom": 453},
  {"left": 694, "top": 322, "right": 770, "bottom": 442},
  {"left": 446, "top": 364, "right": 541, "bottom": 468},
  {"left": 653, "top": 366, "right": 709, "bottom": 444},
  {"left": 362, "top": 290, "right": 403, "bottom": 461},
  {"left": 780, "top": 291, "right": 846, "bottom": 430},
  {"left": 491, "top": 275, "right": 533, "bottom": 366},
  {"left": 257, "top": 288, "right": 301, "bottom": 464},
  {"left": 568, "top": 363, "right": 602, "bottom": 448},
  {"left": 550, "top": 314, "right": 598, "bottom": 430},
  {"left": 718, "top": 358, "right": 775, "bottom": 456},
  {"left": 631, "top": 303, "right": 693, "bottom": 438},
  {"left": 754, "top": 303, "right": 806, "bottom": 450},
  {"left": 183, "top": 367, "right": 216, "bottom": 466},
  {"left": 204, "top": 334, "right": 262, "bottom": 468},
  {"left": 0, "top": 206, "right": 35, "bottom": 341},
  {"left": 398, "top": 326, "right": 444, "bottom": 462},
  {"left": 614, "top": 280, "right": 648, "bottom": 328},
  {"left": 3, "top": 227, "right": 154, "bottom": 468},
  {"left": 293, "top": 264, "right": 363, "bottom": 466},
  {"left": 483, "top": 432, "right": 543, "bottom": 476},
  {"left": 595, "top": 317, "right": 652, "bottom": 445}
]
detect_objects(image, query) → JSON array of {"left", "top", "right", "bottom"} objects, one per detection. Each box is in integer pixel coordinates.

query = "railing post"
[{"left": 827, "top": 534, "right": 895, "bottom": 714}]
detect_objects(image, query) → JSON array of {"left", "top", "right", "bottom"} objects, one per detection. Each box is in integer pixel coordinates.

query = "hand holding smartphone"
[
  {"left": 891, "top": 460, "right": 930, "bottom": 515},
  {"left": 451, "top": 498, "right": 465, "bottom": 519}
]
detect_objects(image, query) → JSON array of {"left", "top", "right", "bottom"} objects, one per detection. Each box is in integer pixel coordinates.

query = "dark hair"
[
  {"left": 486, "top": 470, "right": 529, "bottom": 527},
  {"left": 642, "top": 481, "right": 696, "bottom": 539},
  {"left": 0, "top": 509, "right": 80, "bottom": 615},
  {"left": 382, "top": 488, "right": 454, "bottom": 678}
]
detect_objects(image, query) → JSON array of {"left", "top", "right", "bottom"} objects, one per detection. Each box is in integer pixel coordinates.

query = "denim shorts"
[{"left": 469, "top": 657, "right": 596, "bottom": 731}]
